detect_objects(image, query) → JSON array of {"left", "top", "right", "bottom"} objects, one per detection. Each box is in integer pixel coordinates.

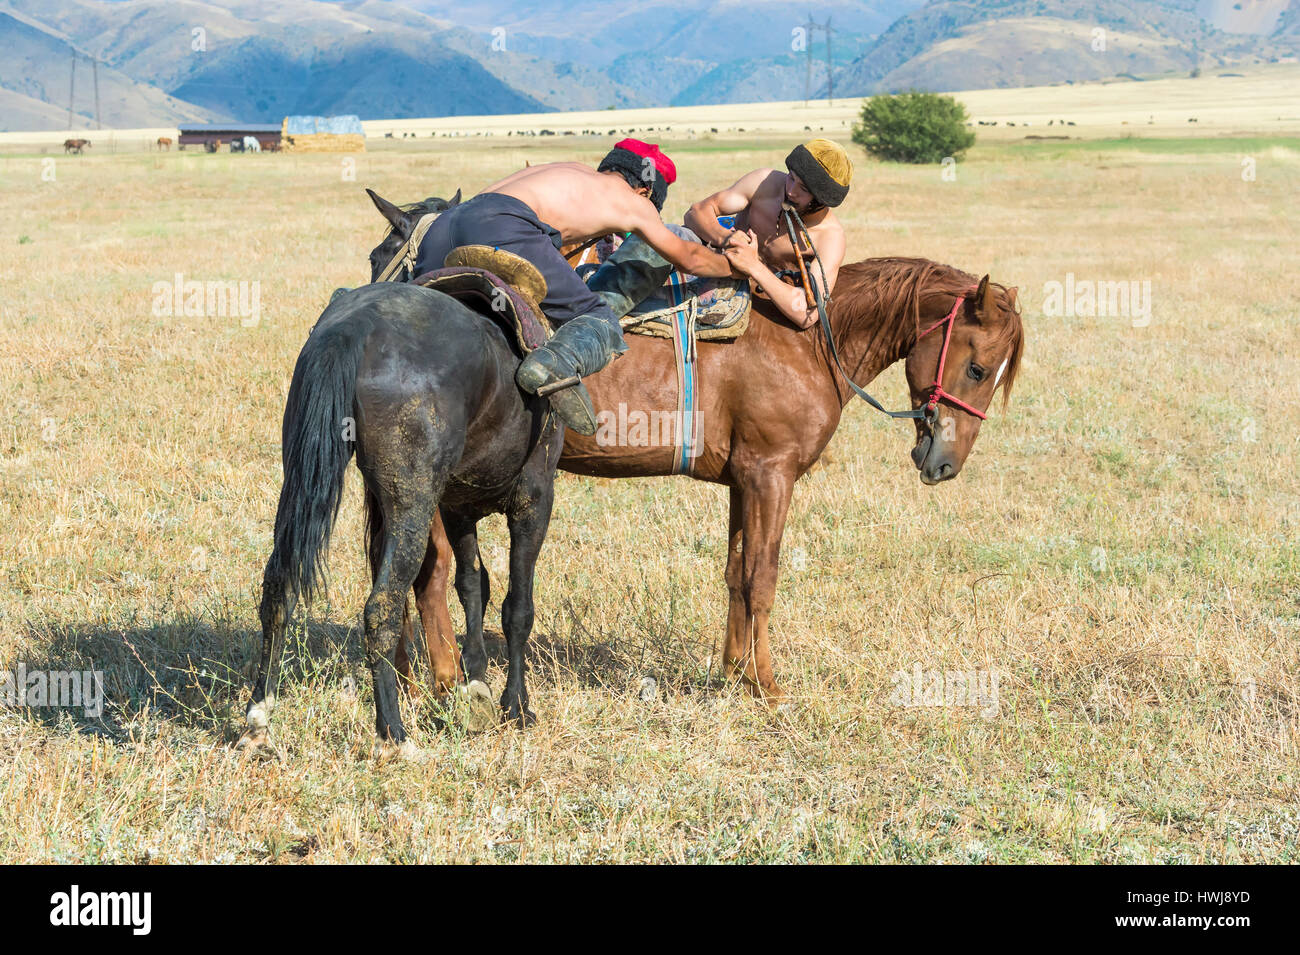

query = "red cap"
[{"left": 613, "top": 138, "right": 676, "bottom": 185}]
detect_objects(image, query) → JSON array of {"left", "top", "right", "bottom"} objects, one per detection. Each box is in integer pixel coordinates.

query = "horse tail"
[{"left": 265, "top": 311, "right": 374, "bottom": 604}]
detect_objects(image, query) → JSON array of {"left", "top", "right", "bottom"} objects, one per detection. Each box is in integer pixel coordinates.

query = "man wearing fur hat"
[
  {"left": 412, "top": 139, "right": 731, "bottom": 435},
  {"left": 684, "top": 138, "right": 853, "bottom": 329}
]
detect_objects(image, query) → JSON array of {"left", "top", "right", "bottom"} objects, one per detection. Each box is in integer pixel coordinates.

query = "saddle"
[
  {"left": 412, "top": 245, "right": 551, "bottom": 355},
  {"left": 619, "top": 272, "right": 751, "bottom": 342},
  {"left": 575, "top": 263, "right": 751, "bottom": 342}
]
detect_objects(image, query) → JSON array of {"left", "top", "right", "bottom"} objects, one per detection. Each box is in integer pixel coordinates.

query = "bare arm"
[
  {"left": 621, "top": 196, "right": 734, "bottom": 278},
  {"left": 724, "top": 228, "right": 846, "bottom": 329},
  {"left": 683, "top": 168, "right": 773, "bottom": 247}
]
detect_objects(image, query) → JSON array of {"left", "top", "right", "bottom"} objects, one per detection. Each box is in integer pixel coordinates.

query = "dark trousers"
[{"left": 413, "top": 192, "right": 619, "bottom": 329}]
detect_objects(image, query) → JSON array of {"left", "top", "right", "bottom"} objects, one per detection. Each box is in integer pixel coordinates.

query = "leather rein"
[{"left": 780, "top": 205, "right": 986, "bottom": 425}]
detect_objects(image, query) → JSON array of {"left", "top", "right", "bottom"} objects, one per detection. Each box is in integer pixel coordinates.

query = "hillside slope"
[{"left": 830, "top": 0, "right": 1300, "bottom": 96}]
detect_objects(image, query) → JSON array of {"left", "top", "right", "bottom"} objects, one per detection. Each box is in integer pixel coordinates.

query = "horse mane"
[
  {"left": 830, "top": 257, "right": 1025, "bottom": 407},
  {"left": 400, "top": 196, "right": 449, "bottom": 217}
]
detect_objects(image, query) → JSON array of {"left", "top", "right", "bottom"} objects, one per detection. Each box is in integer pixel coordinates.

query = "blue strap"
[{"left": 668, "top": 272, "right": 695, "bottom": 474}]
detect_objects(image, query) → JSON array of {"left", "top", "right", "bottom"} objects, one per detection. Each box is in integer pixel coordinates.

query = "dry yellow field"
[{"left": 0, "top": 109, "right": 1297, "bottom": 861}]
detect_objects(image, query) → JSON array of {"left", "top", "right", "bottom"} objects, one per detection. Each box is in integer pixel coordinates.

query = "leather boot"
[
  {"left": 515, "top": 313, "right": 628, "bottom": 435},
  {"left": 585, "top": 234, "right": 677, "bottom": 318}
]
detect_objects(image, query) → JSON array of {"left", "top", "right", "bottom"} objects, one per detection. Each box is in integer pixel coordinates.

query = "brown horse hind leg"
[
  {"left": 412, "top": 513, "right": 462, "bottom": 698},
  {"left": 733, "top": 470, "right": 796, "bottom": 707}
]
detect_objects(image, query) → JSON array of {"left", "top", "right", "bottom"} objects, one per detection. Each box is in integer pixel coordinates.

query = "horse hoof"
[
  {"left": 234, "top": 727, "right": 280, "bottom": 762},
  {"left": 456, "top": 680, "right": 498, "bottom": 733},
  {"left": 503, "top": 704, "right": 537, "bottom": 728},
  {"left": 372, "top": 739, "right": 426, "bottom": 763}
]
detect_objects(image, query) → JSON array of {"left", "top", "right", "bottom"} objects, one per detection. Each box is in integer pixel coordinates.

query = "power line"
[{"left": 801, "top": 14, "right": 837, "bottom": 107}]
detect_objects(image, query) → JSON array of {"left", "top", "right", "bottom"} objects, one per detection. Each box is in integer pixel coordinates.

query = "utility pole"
[
  {"left": 803, "top": 14, "right": 815, "bottom": 106},
  {"left": 826, "top": 17, "right": 834, "bottom": 106},
  {"left": 92, "top": 58, "right": 101, "bottom": 129},
  {"left": 801, "top": 14, "right": 837, "bottom": 107},
  {"left": 67, "top": 51, "right": 76, "bottom": 129}
]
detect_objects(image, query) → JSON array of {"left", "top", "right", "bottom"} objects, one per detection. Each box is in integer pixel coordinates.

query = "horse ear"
[
  {"left": 1006, "top": 286, "right": 1019, "bottom": 310},
  {"left": 366, "top": 187, "right": 409, "bottom": 232},
  {"left": 974, "top": 274, "right": 995, "bottom": 322},
  {"left": 448, "top": 188, "right": 462, "bottom": 207}
]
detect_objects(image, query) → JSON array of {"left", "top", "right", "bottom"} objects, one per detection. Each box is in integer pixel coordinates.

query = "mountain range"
[{"left": 0, "top": 0, "right": 1296, "bottom": 131}]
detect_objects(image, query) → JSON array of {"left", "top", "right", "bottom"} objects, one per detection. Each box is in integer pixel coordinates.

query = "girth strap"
[{"left": 667, "top": 271, "right": 698, "bottom": 475}]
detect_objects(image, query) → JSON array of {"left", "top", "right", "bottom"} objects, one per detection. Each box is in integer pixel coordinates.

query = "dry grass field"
[{"left": 1, "top": 93, "right": 1297, "bottom": 862}]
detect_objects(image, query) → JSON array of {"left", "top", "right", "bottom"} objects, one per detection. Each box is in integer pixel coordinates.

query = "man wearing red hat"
[{"left": 412, "top": 139, "right": 730, "bottom": 434}]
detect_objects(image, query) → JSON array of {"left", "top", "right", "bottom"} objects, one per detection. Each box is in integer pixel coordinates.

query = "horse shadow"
[
  {"left": 10, "top": 614, "right": 365, "bottom": 744},
  {"left": 11, "top": 586, "right": 718, "bottom": 746}
]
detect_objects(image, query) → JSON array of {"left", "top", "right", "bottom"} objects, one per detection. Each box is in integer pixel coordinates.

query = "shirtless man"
[
  {"left": 684, "top": 139, "right": 853, "bottom": 327},
  {"left": 582, "top": 139, "right": 854, "bottom": 340},
  {"left": 412, "top": 139, "right": 731, "bottom": 435}
]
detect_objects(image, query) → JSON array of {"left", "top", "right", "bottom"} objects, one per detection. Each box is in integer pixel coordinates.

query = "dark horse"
[
  {"left": 237, "top": 255, "right": 562, "bottom": 759},
  {"left": 365, "top": 189, "right": 1026, "bottom": 711}
]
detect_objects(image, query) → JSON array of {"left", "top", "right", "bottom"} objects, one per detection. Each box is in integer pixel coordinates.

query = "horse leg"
[
  {"left": 441, "top": 510, "right": 497, "bottom": 730},
  {"left": 412, "top": 511, "right": 461, "bottom": 697},
  {"left": 369, "top": 489, "right": 421, "bottom": 702},
  {"left": 235, "top": 564, "right": 296, "bottom": 758},
  {"left": 364, "top": 487, "right": 439, "bottom": 752},
  {"left": 720, "top": 485, "right": 747, "bottom": 683},
  {"left": 733, "top": 469, "right": 796, "bottom": 705},
  {"left": 500, "top": 475, "right": 555, "bottom": 727},
  {"left": 394, "top": 603, "right": 418, "bottom": 699}
]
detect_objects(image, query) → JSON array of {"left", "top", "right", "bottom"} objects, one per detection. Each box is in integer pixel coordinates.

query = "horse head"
[
  {"left": 365, "top": 187, "right": 462, "bottom": 282},
  {"left": 904, "top": 275, "right": 1024, "bottom": 485}
]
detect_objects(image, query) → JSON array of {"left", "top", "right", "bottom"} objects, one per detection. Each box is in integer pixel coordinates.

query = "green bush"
[{"left": 851, "top": 91, "right": 976, "bottom": 164}]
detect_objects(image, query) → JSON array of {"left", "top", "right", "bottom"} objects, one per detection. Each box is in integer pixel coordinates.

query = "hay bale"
[
  {"left": 280, "top": 116, "right": 366, "bottom": 153},
  {"left": 283, "top": 133, "right": 366, "bottom": 153}
]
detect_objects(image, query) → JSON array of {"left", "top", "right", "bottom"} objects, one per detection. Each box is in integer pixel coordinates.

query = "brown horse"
[
  {"left": 63, "top": 138, "right": 90, "bottom": 154},
  {"left": 156, "top": 136, "right": 173, "bottom": 151},
  {"left": 365, "top": 198, "right": 1024, "bottom": 707}
]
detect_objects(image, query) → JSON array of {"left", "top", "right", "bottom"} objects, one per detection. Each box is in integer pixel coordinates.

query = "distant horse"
[
  {"left": 238, "top": 237, "right": 563, "bottom": 758},
  {"left": 205, "top": 139, "right": 221, "bottom": 154},
  {"left": 366, "top": 190, "right": 1025, "bottom": 707},
  {"left": 156, "top": 137, "right": 173, "bottom": 151},
  {"left": 63, "top": 138, "right": 90, "bottom": 154}
]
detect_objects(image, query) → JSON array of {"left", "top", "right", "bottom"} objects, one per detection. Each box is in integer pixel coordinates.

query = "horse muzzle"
[{"left": 912, "top": 431, "right": 959, "bottom": 485}]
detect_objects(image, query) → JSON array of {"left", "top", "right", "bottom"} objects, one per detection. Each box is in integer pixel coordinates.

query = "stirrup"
[{"left": 538, "top": 377, "right": 597, "bottom": 435}]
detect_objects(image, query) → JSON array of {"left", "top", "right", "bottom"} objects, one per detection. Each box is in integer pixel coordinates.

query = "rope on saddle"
[{"left": 781, "top": 206, "right": 930, "bottom": 423}]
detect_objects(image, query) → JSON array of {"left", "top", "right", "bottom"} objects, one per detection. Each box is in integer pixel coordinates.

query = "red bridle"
[{"left": 915, "top": 289, "right": 987, "bottom": 422}]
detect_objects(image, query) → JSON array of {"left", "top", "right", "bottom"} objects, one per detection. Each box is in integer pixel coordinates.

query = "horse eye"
[{"left": 968, "top": 363, "right": 986, "bottom": 382}]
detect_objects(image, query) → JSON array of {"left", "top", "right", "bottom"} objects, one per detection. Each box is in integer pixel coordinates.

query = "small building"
[
  {"left": 281, "top": 115, "right": 366, "bottom": 152},
  {"left": 177, "top": 123, "right": 283, "bottom": 151}
]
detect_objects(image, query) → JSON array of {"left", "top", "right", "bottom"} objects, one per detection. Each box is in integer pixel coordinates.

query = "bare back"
[
  {"left": 483, "top": 162, "right": 732, "bottom": 278},
  {"left": 484, "top": 163, "right": 645, "bottom": 243}
]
